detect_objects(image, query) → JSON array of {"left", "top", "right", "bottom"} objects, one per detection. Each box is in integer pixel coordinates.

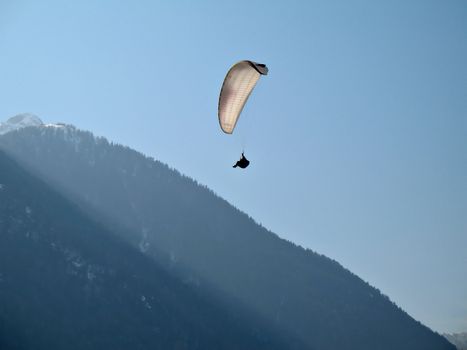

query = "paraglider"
[
  {"left": 218, "top": 60, "right": 268, "bottom": 168},
  {"left": 233, "top": 152, "right": 250, "bottom": 169}
]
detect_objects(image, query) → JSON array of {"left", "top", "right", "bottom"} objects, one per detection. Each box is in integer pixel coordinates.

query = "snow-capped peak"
[{"left": 0, "top": 113, "right": 44, "bottom": 135}]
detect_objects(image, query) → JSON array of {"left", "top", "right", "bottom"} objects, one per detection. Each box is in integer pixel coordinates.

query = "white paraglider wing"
[{"left": 218, "top": 61, "right": 268, "bottom": 134}]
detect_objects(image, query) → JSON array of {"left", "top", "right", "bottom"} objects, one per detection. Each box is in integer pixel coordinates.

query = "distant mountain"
[
  {"left": 445, "top": 332, "right": 467, "bottom": 350},
  {"left": 0, "top": 113, "right": 44, "bottom": 135},
  {"left": 0, "top": 150, "right": 296, "bottom": 350},
  {"left": 0, "top": 115, "right": 455, "bottom": 349}
]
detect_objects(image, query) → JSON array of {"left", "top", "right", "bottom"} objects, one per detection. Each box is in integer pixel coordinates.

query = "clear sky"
[{"left": 1, "top": 0, "right": 466, "bottom": 333}]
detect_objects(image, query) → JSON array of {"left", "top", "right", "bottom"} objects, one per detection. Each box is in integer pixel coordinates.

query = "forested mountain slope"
[
  {"left": 0, "top": 150, "right": 293, "bottom": 350},
  {"left": 0, "top": 119, "right": 454, "bottom": 349}
]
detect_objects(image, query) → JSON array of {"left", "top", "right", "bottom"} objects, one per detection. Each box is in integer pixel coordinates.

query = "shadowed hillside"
[
  {"left": 0, "top": 150, "right": 298, "bottom": 350},
  {"left": 0, "top": 122, "right": 455, "bottom": 350}
]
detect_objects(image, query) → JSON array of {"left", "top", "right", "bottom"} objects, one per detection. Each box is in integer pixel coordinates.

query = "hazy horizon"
[{"left": 1, "top": 0, "right": 466, "bottom": 333}]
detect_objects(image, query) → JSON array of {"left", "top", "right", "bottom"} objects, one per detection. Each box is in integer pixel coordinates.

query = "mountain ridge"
[
  {"left": 0, "top": 113, "right": 71, "bottom": 136},
  {"left": 0, "top": 115, "right": 455, "bottom": 349},
  {"left": 0, "top": 149, "right": 299, "bottom": 350}
]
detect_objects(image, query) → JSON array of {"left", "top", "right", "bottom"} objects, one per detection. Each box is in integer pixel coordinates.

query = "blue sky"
[{"left": 1, "top": 0, "right": 466, "bottom": 333}]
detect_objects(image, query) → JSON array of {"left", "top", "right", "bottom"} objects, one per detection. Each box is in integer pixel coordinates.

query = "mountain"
[
  {"left": 0, "top": 114, "right": 44, "bottom": 135},
  {"left": 445, "top": 332, "right": 467, "bottom": 350},
  {"left": 0, "top": 114, "right": 455, "bottom": 349},
  {"left": 0, "top": 149, "right": 298, "bottom": 350}
]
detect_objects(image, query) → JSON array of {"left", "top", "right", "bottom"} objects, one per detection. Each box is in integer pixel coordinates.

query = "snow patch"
[
  {"left": 0, "top": 114, "right": 76, "bottom": 137},
  {"left": 0, "top": 114, "right": 43, "bottom": 135},
  {"left": 139, "top": 228, "right": 150, "bottom": 253},
  {"left": 44, "top": 123, "right": 67, "bottom": 129},
  {"left": 141, "top": 295, "right": 152, "bottom": 309}
]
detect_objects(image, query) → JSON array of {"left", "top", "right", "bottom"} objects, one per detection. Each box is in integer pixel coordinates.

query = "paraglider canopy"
[{"left": 218, "top": 60, "right": 268, "bottom": 134}]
